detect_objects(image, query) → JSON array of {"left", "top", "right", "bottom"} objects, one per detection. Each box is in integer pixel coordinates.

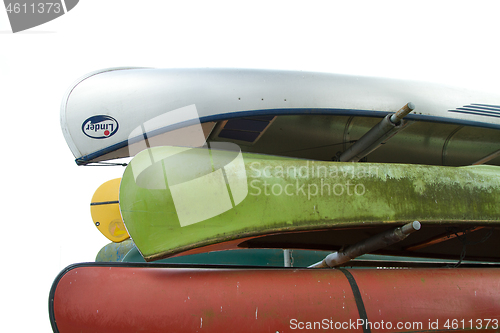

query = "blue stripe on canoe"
[
  {"left": 451, "top": 110, "right": 500, "bottom": 119},
  {"left": 460, "top": 106, "right": 500, "bottom": 113},
  {"left": 449, "top": 104, "right": 500, "bottom": 118},
  {"left": 471, "top": 103, "right": 500, "bottom": 109}
]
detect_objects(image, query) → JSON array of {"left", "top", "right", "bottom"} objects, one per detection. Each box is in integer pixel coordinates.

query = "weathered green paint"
[{"left": 119, "top": 147, "right": 500, "bottom": 261}]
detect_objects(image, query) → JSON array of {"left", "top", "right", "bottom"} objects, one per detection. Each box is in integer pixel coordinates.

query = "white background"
[{"left": 1, "top": 1, "right": 499, "bottom": 331}]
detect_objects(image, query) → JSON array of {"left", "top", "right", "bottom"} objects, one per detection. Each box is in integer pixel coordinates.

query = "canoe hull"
[
  {"left": 60, "top": 68, "right": 500, "bottom": 165},
  {"left": 50, "top": 263, "right": 500, "bottom": 333},
  {"left": 120, "top": 147, "right": 500, "bottom": 261}
]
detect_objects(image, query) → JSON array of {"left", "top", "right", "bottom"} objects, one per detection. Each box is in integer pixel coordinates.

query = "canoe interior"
[
  {"left": 96, "top": 239, "right": 500, "bottom": 268},
  {"left": 101, "top": 114, "right": 500, "bottom": 166},
  {"left": 208, "top": 114, "right": 500, "bottom": 166},
  {"left": 87, "top": 114, "right": 500, "bottom": 166},
  {"left": 147, "top": 224, "right": 500, "bottom": 264},
  {"left": 233, "top": 224, "right": 500, "bottom": 263}
]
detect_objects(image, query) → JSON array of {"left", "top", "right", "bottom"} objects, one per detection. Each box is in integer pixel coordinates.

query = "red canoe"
[{"left": 49, "top": 263, "right": 500, "bottom": 332}]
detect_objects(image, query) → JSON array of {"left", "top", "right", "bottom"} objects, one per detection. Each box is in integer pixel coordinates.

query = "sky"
[{"left": 1, "top": 1, "right": 499, "bottom": 331}]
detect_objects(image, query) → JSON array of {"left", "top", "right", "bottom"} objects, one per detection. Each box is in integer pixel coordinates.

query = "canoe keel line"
[{"left": 49, "top": 263, "right": 500, "bottom": 333}]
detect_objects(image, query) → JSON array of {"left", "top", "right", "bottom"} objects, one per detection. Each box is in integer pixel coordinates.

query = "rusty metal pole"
[
  {"left": 309, "top": 221, "right": 421, "bottom": 268},
  {"left": 390, "top": 102, "right": 415, "bottom": 124},
  {"left": 338, "top": 102, "right": 415, "bottom": 162}
]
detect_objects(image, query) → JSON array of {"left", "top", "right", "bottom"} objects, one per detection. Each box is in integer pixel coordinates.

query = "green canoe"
[{"left": 120, "top": 146, "right": 500, "bottom": 262}]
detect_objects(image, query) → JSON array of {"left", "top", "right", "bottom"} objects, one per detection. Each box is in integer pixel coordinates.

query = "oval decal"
[{"left": 82, "top": 115, "right": 119, "bottom": 139}]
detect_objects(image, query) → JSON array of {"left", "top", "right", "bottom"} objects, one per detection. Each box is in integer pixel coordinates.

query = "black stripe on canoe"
[
  {"left": 90, "top": 200, "right": 120, "bottom": 206},
  {"left": 338, "top": 268, "right": 371, "bottom": 333}
]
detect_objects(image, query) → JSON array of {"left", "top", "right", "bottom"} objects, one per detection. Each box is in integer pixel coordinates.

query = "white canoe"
[{"left": 60, "top": 68, "right": 500, "bottom": 165}]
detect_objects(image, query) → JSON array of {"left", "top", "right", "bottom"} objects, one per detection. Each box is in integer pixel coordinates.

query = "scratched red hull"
[{"left": 49, "top": 263, "right": 500, "bottom": 333}]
